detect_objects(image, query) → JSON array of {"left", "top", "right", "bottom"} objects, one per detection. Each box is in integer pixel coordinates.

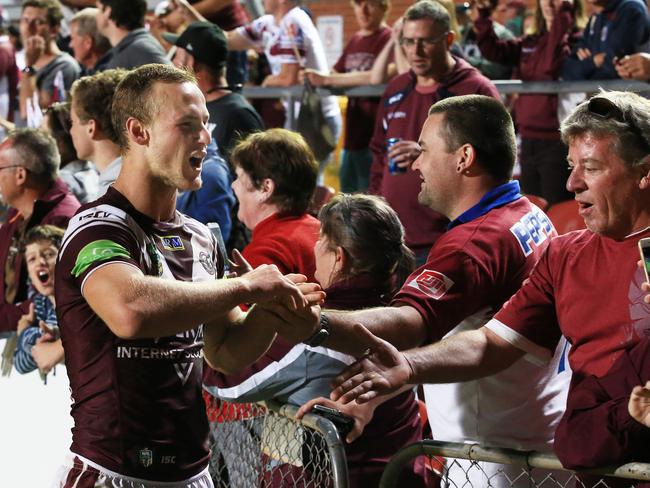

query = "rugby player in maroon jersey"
[{"left": 53, "top": 64, "right": 323, "bottom": 487}]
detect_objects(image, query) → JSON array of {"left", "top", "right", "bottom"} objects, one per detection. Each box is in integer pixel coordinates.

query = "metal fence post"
[{"left": 379, "top": 440, "right": 650, "bottom": 488}]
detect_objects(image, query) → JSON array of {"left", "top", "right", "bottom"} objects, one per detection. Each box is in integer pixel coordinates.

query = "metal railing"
[
  {"left": 241, "top": 79, "right": 650, "bottom": 129},
  {"left": 379, "top": 440, "right": 650, "bottom": 488},
  {"left": 206, "top": 399, "right": 349, "bottom": 488}
]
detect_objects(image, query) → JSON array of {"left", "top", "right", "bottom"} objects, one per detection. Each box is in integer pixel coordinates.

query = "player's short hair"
[
  {"left": 428, "top": 95, "right": 516, "bottom": 182},
  {"left": 111, "top": 64, "right": 196, "bottom": 151},
  {"left": 231, "top": 128, "right": 317, "bottom": 216}
]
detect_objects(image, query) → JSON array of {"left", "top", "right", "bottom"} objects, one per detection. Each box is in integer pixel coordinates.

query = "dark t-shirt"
[
  {"left": 55, "top": 187, "right": 224, "bottom": 481},
  {"left": 206, "top": 92, "right": 264, "bottom": 161},
  {"left": 333, "top": 27, "right": 391, "bottom": 151},
  {"left": 104, "top": 28, "right": 169, "bottom": 70},
  {"left": 36, "top": 52, "right": 80, "bottom": 102}
]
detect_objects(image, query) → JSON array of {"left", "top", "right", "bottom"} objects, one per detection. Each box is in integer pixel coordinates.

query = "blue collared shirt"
[{"left": 448, "top": 181, "right": 522, "bottom": 230}]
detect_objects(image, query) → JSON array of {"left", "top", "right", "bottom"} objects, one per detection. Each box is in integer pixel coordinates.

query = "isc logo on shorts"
[{"left": 407, "top": 270, "right": 454, "bottom": 300}]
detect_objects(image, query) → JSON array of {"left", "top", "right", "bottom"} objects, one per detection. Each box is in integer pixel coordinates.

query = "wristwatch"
[
  {"left": 22, "top": 66, "right": 36, "bottom": 76},
  {"left": 305, "top": 312, "right": 330, "bottom": 347}
]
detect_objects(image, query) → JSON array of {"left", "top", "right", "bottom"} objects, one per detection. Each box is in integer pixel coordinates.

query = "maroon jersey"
[
  {"left": 487, "top": 226, "right": 650, "bottom": 378},
  {"left": 55, "top": 188, "right": 224, "bottom": 482},
  {"left": 393, "top": 189, "right": 556, "bottom": 342},
  {"left": 333, "top": 27, "right": 391, "bottom": 151}
]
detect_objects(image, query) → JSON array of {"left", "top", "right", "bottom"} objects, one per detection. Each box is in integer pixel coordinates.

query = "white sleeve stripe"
[
  {"left": 484, "top": 318, "right": 551, "bottom": 366},
  {"left": 60, "top": 220, "right": 135, "bottom": 257},
  {"left": 61, "top": 204, "right": 133, "bottom": 251},
  {"left": 80, "top": 261, "right": 142, "bottom": 295}
]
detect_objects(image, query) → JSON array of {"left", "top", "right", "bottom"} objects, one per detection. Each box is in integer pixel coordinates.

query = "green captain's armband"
[{"left": 71, "top": 240, "right": 132, "bottom": 278}]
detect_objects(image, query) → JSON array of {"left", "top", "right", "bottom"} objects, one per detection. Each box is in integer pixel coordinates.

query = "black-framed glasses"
[
  {"left": 587, "top": 97, "right": 650, "bottom": 151},
  {"left": 400, "top": 31, "right": 449, "bottom": 49}
]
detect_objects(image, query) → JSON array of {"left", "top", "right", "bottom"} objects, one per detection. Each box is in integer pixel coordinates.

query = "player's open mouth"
[
  {"left": 189, "top": 152, "right": 206, "bottom": 168},
  {"left": 37, "top": 270, "right": 50, "bottom": 284}
]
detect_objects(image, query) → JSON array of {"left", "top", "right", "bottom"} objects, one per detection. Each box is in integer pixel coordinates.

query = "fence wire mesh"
[
  {"left": 204, "top": 397, "right": 349, "bottom": 488},
  {"left": 380, "top": 440, "right": 650, "bottom": 488}
]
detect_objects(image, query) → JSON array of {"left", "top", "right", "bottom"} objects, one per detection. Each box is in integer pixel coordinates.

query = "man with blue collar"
[{"left": 270, "top": 96, "right": 569, "bottom": 482}]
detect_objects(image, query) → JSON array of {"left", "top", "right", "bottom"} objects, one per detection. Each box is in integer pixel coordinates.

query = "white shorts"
[{"left": 52, "top": 452, "right": 214, "bottom": 488}]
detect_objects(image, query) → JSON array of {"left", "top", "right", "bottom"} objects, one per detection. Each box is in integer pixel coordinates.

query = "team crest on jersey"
[
  {"left": 407, "top": 270, "right": 454, "bottom": 300},
  {"left": 160, "top": 235, "right": 185, "bottom": 251},
  {"left": 199, "top": 251, "right": 216, "bottom": 275},
  {"left": 139, "top": 448, "right": 153, "bottom": 468}
]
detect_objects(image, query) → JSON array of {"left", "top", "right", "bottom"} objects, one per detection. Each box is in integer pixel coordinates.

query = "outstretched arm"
[
  {"left": 204, "top": 279, "right": 325, "bottom": 374},
  {"left": 331, "top": 324, "right": 525, "bottom": 404},
  {"left": 258, "top": 302, "right": 427, "bottom": 356},
  {"left": 83, "top": 262, "right": 309, "bottom": 339}
]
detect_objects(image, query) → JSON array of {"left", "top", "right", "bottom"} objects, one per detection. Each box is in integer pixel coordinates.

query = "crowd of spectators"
[{"left": 0, "top": 0, "right": 649, "bottom": 486}]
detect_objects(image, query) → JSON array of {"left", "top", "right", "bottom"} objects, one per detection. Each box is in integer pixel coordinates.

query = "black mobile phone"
[
  {"left": 638, "top": 237, "right": 650, "bottom": 284},
  {"left": 312, "top": 404, "right": 355, "bottom": 436}
]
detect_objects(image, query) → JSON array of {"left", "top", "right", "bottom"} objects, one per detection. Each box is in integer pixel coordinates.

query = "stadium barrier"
[
  {"left": 206, "top": 399, "right": 349, "bottom": 488},
  {"left": 378, "top": 440, "right": 650, "bottom": 488},
  {"left": 241, "top": 79, "right": 650, "bottom": 129}
]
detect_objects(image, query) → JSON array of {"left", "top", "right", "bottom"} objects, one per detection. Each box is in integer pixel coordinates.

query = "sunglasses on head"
[{"left": 587, "top": 97, "right": 650, "bottom": 152}]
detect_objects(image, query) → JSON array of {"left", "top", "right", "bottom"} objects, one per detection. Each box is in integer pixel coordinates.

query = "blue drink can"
[{"left": 387, "top": 137, "right": 406, "bottom": 174}]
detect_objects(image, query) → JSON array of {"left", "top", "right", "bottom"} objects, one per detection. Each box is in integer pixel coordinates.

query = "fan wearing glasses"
[
  {"left": 0, "top": 128, "right": 79, "bottom": 336},
  {"left": 330, "top": 91, "right": 650, "bottom": 471},
  {"left": 366, "top": 0, "right": 499, "bottom": 265}
]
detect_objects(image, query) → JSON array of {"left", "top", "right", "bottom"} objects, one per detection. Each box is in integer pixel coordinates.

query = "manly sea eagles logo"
[{"left": 199, "top": 251, "right": 216, "bottom": 275}]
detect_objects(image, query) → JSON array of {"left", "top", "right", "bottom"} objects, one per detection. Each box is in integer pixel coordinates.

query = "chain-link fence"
[
  {"left": 204, "top": 398, "right": 349, "bottom": 488},
  {"left": 379, "top": 440, "right": 650, "bottom": 488}
]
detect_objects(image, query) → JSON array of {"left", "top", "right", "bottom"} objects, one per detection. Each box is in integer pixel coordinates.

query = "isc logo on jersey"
[
  {"left": 407, "top": 270, "right": 454, "bottom": 300},
  {"left": 510, "top": 207, "right": 555, "bottom": 257}
]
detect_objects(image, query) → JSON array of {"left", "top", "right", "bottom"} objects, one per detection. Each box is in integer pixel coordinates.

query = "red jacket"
[
  {"left": 0, "top": 178, "right": 79, "bottom": 333},
  {"left": 554, "top": 338, "right": 650, "bottom": 475}
]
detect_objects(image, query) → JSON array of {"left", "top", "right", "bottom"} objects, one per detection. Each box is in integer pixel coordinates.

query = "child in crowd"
[{"left": 14, "top": 225, "right": 65, "bottom": 380}]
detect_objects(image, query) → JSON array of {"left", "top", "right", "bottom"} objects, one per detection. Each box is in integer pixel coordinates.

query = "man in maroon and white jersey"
[
  {"left": 331, "top": 91, "right": 650, "bottom": 471},
  {"left": 54, "top": 63, "right": 321, "bottom": 487}
]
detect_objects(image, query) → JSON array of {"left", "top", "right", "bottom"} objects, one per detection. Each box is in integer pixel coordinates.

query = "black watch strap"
[
  {"left": 305, "top": 312, "right": 330, "bottom": 347},
  {"left": 22, "top": 66, "right": 36, "bottom": 76}
]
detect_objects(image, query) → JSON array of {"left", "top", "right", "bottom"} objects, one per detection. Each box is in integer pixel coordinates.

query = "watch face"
[{"left": 308, "top": 328, "right": 329, "bottom": 347}]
